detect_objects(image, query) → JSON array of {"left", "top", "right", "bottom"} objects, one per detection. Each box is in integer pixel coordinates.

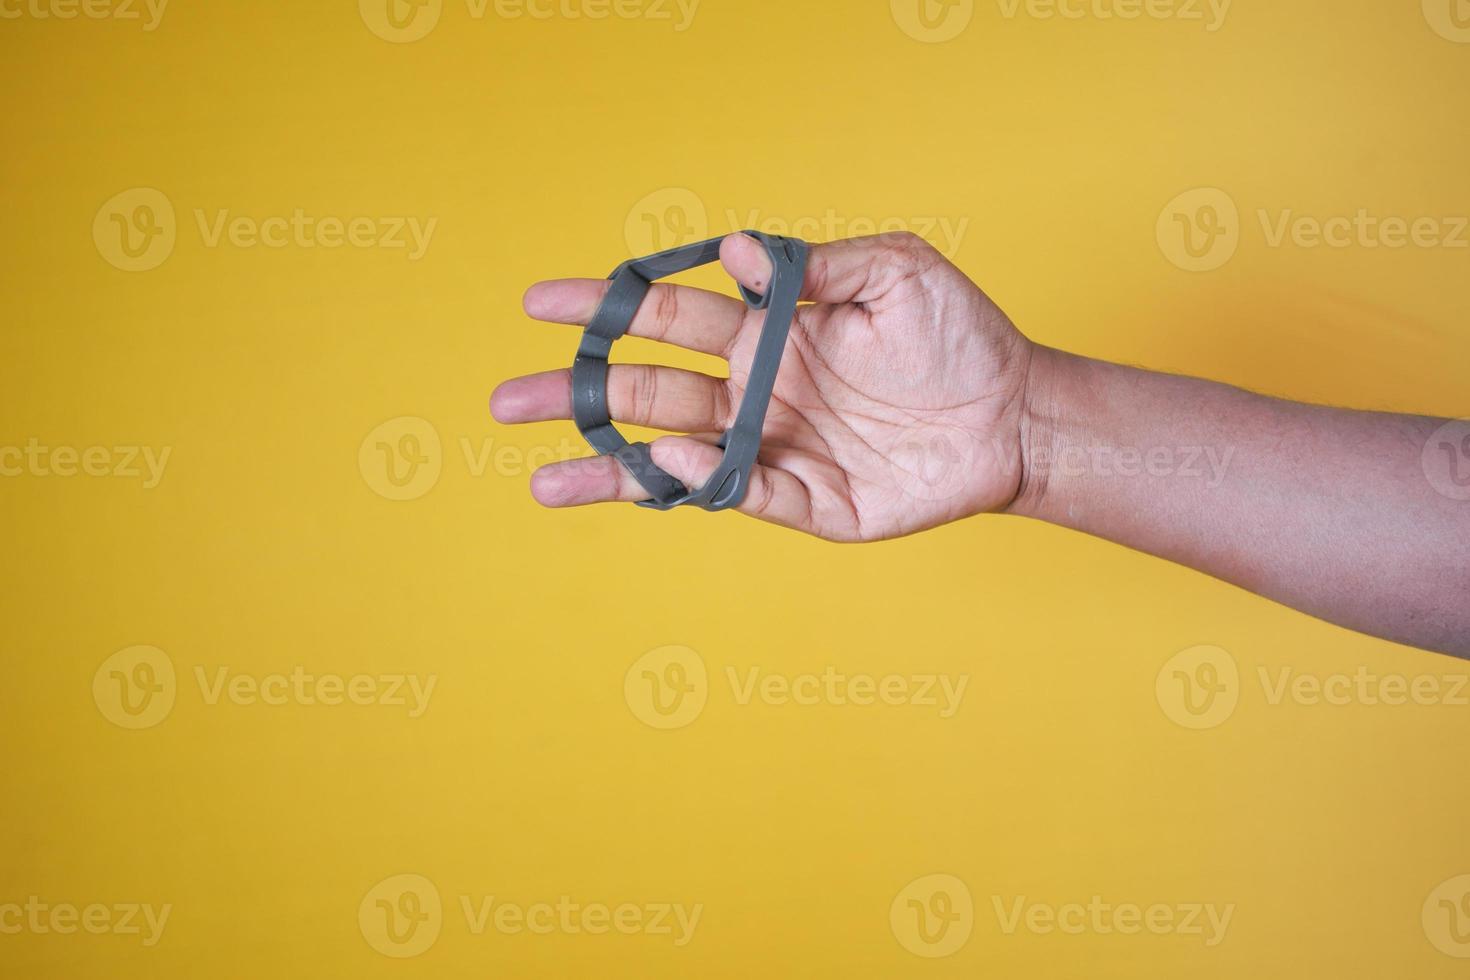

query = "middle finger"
[{"left": 491, "top": 365, "right": 732, "bottom": 434}]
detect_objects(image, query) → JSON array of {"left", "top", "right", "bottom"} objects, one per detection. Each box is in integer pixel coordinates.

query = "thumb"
[{"left": 719, "top": 231, "right": 903, "bottom": 306}]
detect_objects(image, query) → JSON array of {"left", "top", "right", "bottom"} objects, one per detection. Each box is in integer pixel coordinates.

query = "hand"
[{"left": 491, "top": 231, "right": 1036, "bottom": 542}]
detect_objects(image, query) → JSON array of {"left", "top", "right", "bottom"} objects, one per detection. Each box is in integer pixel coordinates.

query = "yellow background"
[{"left": 3, "top": 0, "right": 1469, "bottom": 976}]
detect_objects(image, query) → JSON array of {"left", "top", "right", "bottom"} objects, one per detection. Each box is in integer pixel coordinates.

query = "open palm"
[{"left": 492, "top": 232, "right": 1036, "bottom": 542}]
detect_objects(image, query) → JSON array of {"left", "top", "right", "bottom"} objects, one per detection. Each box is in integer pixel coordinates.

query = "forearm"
[{"left": 1007, "top": 346, "right": 1470, "bottom": 658}]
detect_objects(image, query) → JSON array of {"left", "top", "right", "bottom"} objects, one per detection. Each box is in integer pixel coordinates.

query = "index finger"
[{"left": 523, "top": 278, "right": 750, "bottom": 358}]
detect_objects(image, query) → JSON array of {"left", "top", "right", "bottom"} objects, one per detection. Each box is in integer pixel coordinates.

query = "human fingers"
[
  {"left": 490, "top": 366, "right": 730, "bottom": 433},
  {"left": 522, "top": 277, "right": 749, "bottom": 356}
]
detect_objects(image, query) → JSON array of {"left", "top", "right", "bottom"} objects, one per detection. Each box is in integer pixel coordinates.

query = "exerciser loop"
[{"left": 571, "top": 230, "right": 809, "bottom": 511}]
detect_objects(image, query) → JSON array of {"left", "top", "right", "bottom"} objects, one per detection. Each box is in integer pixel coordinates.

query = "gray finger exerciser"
[{"left": 570, "top": 231, "right": 809, "bottom": 511}]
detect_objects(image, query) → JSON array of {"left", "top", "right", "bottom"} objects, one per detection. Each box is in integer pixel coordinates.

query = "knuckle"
[
  {"left": 627, "top": 366, "right": 659, "bottom": 423},
  {"left": 604, "top": 455, "right": 630, "bottom": 500},
  {"left": 714, "top": 381, "right": 735, "bottom": 428},
  {"left": 749, "top": 471, "right": 777, "bottom": 516},
  {"left": 807, "top": 253, "right": 831, "bottom": 298},
  {"left": 892, "top": 229, "right": 938, "bottom": 263},
  {"left": 651, "top": 284, "right": 680, "bottom": 337}
]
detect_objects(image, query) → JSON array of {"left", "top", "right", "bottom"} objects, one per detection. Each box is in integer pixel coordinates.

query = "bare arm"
[
  {"left": 494, "top": 232, "right": 1470, "bottom": 658},
  {"left": 1012, "top": 348, "right": 1470, "bottom": 657}
]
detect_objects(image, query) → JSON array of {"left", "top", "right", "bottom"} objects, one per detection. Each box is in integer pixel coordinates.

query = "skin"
[{"left": 492, "top": 232, "right": 1470, "bottom": 659}]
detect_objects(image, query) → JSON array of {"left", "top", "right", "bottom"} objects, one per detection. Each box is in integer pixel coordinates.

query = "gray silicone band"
[{"left": 570, "top": 230, "right": 809, "bottom": 511}]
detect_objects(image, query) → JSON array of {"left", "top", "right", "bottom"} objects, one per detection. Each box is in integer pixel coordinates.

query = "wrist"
[{"left": 1004, "top": 344, "right": 1081, "bottom": 521}]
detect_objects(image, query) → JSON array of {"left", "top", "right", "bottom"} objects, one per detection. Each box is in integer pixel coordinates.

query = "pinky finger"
[
  {"left": 648, "top": 435, "right": 815, "bottom": 533},
  {"left": 529, "top": 454, "right": 654, "bottom": 507}
]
